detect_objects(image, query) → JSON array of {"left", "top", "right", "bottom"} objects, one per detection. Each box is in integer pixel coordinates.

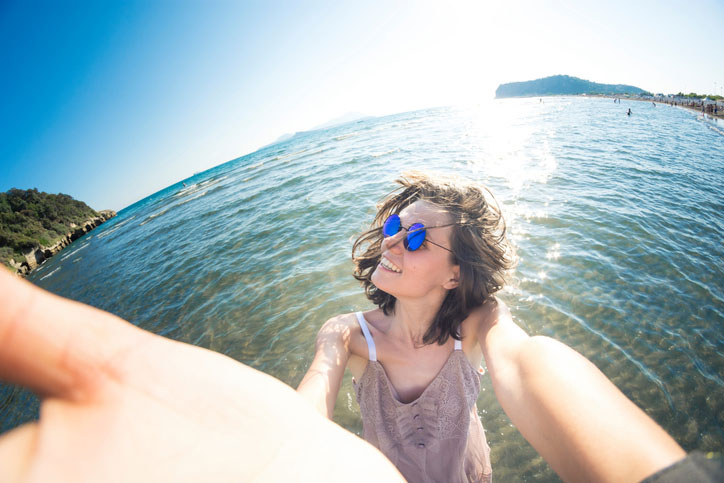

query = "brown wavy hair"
[{"left": 352, "top": 171, "right": 516, "bottom": 345}]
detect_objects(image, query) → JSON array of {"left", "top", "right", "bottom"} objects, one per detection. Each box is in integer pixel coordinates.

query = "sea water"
[{"left": 2, "top": 97, "right": 723, "bottom": 481}]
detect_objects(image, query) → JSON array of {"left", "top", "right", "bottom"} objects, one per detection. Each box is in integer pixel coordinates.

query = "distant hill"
[{"left": 495, "top": 75, "right": 649, "bottom": 98}]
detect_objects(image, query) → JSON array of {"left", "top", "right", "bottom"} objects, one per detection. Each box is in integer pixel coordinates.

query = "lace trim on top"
[{"left": 352, "top": 312, "right": 492, "bottom": 482}]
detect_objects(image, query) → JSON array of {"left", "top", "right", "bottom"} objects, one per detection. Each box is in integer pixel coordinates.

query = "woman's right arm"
[
  {"left": 476, "top": 298, "right": 685, "bottom": 482},
  {"left": 297, "top": 314, "right": 352, "bottom": 419}
]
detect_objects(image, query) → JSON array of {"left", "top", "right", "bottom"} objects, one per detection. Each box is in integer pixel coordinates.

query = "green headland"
[
  {"left": 495, "top": 75, "right": 649, "bottom": 98},
  {"left": 0, "top": 188, "right": 115, "bottom": 275}
]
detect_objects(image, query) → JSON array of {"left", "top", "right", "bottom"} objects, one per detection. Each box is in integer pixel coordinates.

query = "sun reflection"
[
  {"left": 463, "top": 100, "right": 558, "bottom": 196},
  {"left": 546, "top": 243, "right": 561, "bottom": 260}
]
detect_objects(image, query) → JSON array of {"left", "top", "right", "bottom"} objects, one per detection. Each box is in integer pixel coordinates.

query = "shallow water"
[{"left": 2, "top": 97, "right": 723, "bottom": 481}]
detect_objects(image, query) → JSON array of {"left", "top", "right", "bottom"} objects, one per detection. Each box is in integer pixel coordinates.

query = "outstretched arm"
[
  {"left": 477, "top": 298, "right": 685, "bottom": 483},
  {"left": 296, "top": 315, "right": 352, "bottom": 419},
  {"left": 0, "top": 269, "right": 403, "bottom": 482}
]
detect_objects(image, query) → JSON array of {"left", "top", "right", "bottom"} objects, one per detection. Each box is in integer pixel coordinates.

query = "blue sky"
[{"left": 2, "top": 0, "right": 723, "bottom": 211}]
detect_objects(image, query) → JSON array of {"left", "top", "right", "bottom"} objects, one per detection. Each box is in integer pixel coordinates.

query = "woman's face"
[{"left": 371, "top": 200, "right": 460, "bottom": 301}]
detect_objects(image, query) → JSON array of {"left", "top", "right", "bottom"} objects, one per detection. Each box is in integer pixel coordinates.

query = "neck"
[{"left": 391, "top": 291, "right": 447, "bottom": 347}]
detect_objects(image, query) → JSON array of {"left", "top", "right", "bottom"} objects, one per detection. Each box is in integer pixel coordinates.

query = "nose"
[{"left": 383, "top": 230, "right": 406, "bottom": 254}]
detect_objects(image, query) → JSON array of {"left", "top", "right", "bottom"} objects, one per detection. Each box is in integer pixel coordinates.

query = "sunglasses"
[{"left": 382, "top": 214, "right": 454, "bottom": 253}]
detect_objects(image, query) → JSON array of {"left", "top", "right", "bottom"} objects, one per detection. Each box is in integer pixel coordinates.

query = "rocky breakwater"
[{"left": 11, "top": 210, "right": 116, "bottom": 277}]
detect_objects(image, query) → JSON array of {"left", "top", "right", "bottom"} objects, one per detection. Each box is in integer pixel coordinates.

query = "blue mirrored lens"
[
  {"left": 383, "top": 214, "right": 401, "bottom": 237},
  {"left": 405, "top": 223, "right": 426, "bottom": 251}
]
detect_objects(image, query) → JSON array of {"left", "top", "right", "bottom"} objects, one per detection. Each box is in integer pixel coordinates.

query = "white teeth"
[{"left": 380, "top": 256, "right": 401, "bottom": 273}]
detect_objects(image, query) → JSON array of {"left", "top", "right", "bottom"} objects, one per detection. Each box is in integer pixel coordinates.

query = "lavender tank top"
[{"left": 352, "top": 312, "right": 492, "bottom": 483}]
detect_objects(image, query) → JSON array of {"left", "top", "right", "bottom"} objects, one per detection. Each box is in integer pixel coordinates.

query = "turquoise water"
[{"left": 3, "top": 97, "right": 723, "bottom": 481}]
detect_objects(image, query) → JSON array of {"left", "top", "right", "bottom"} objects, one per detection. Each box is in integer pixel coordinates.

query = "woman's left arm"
[
  {"left": 476, "top": 298, "right": 685, "bottom": 483},
  {"left": 296, "top": 314, "right": 353, "bottom": 420}
]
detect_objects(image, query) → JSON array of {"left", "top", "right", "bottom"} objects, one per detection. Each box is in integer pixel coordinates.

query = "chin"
[
  {"left": 371, "top": 268, "right": 390, "bottom": 292},
  {"left": 371, "top": 269, "right": 399, "bottom": 298}
]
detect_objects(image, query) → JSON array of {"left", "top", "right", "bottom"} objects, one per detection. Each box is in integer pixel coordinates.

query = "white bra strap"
[
  {"left": 355, "top": 312, "right": 377, "bottom": 362},
  {"left": 454, "top": 339, "right": 462, "bottom": 351}
]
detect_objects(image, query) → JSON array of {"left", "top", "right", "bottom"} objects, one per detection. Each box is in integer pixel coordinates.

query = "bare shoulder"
[
  {"left": 470, "top": 296, "right": 530, "bottom": 370},
  {"left": 315, "top": 312, "right": 359, "bottom": 346},
  {"left": 482, "top": 295, "right": 512, "bottom": 318},
  {"left": 465, "top": 296, "right": 515, "bottom": 335},
  {"left": 317, "top": 312, "right": 374, "bottom": 357}
]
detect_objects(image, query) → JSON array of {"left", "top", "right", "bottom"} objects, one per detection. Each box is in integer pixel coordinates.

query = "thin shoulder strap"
[
  {"left": 355, "top": 312, "right": 377, "bottom": 362},
  {"left": 454, "top": 339, "right": 462, "bottom": 351}
]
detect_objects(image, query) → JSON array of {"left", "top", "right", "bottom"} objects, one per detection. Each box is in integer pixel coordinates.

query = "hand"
[{"left": 0, "top": 269, "right": 403, "bottom": 482}]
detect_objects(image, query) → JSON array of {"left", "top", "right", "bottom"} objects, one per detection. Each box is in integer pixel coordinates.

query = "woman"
[{"left": 297, "top": 172, "right": 685, "bottom": 482}]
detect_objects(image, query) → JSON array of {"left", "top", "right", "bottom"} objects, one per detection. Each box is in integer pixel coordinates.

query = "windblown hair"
[{"left": 352, "top": 171, "right": 517, "bottom": 346}]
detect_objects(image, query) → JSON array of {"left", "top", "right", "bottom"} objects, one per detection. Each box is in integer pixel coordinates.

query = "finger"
[
  {"left": 0, "top": 422, "right": 37, "bottom": 481},
  {"left": 0, "top": 268, "right": 144, "bottom": 401}
]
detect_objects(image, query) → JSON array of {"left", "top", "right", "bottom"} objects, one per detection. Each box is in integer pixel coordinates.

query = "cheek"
[{"left": 406, "top": 257, "right": 447, "bottom": 285}]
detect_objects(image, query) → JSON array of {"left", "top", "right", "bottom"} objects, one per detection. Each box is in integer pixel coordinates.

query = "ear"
[{"left": 442, "top": 265, "right": 460, "bottom": 290}]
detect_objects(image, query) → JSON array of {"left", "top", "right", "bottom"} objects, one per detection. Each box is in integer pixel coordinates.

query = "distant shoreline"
[
  {"left": 595, "top": 94, "right": 724, "bottom": 120},
  {"left": 501, "top": 94, "right": 724, "bottom": 120}
]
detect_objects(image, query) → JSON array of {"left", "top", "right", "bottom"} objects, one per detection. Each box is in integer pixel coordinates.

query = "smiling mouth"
[{"left": 379, "top": 256, "right": 401, "bottom": 273}]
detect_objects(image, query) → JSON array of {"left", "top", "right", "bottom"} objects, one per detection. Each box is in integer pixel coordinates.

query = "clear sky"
[{"left": 2, "top": 0, "right": 723, "bottom": 211}]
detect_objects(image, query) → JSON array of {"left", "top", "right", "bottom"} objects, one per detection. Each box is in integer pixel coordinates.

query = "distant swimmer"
[
  {"left": 652, "top": 102, "right": 656, "bottom": 107},
  {"left": 183, "top": 183, "right": 187, "bottom": 187},
  {"left": 627, "top": 108, "right": 632, "bottom": 116}
]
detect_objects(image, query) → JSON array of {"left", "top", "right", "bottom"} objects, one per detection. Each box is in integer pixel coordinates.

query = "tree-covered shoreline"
[{"left": 0, "top": 188, "right": 101, "bottom": 272}]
